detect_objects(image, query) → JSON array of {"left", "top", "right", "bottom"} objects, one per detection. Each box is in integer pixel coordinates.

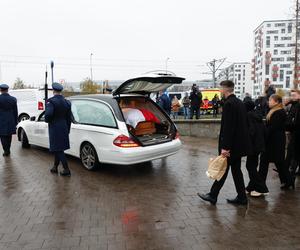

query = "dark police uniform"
[
  {"left": 0, "top": 84, "right": 18, "bottom": 156},
  {"left": 45, "top": 82, "right": 72, "bottom": 176}
]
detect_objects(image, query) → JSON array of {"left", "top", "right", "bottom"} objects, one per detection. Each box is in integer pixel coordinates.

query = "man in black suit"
[{"left": 198, "top": 80, "right": 251, "bottom": 205}]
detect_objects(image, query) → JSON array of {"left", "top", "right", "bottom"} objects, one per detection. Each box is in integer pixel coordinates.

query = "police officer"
[
  {"left": 45, "top": 82, "right": 72, "bottom": 176},
  {"left": 0, "top": 84, "right": 18, "bottom": 157}
]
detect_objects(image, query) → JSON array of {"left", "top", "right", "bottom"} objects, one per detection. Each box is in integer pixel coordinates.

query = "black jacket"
[
  {"left": 247, "top": 110, "right": 266, "bottom": 155},
  {"left": 265, "top": 109, "right": 287, "bottom": 162},
  {"left": 189, "top": 91, "right": 202, "bottom": 108},
  {"left": 45, "top": 95, "right": 72, "bottom": 152},
  {"left": 219, "top": 94, "right": 251, "bottom": 158},
  {"left": 0, "top": 93, "right": 18, "bottom": 136}
]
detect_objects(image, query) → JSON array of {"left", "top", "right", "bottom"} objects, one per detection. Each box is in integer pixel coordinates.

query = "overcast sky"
[{"left": 0, "top": 0, "right": 294, "bottom": 86}]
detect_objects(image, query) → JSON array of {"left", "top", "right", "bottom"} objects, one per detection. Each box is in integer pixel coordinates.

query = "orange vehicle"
[{"left": 200, "top": 89, "right": 221, "bottom": 111}]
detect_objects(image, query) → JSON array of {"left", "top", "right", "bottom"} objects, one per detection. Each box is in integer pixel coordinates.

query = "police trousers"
[
  {"left": 53, "top": 151, "right": 69, "bottom": 170},
  {"left": 0, "top": 135, "right": 12, "bottom": 153}
]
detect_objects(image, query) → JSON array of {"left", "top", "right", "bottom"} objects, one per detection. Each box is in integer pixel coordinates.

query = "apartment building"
[
  {"left": 252, "top": 20, "right": 295, "bottom": 97},
  {"left": 217, "top": 62, "right": 252, "bottom": 99}
]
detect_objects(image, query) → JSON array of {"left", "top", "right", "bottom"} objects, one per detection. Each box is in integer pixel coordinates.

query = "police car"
[{"left": 17, "top": 72, "right": 184, "bottom": 170}]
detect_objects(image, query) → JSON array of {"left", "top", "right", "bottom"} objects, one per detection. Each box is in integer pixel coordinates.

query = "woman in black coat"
[{"left": 258, "top": 94, "right": 294, "bottom": 190}]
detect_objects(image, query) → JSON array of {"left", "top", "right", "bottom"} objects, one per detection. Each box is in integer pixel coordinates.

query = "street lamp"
[
  {"left": 90, "top": 53, "right": 93, "bottom": 81},
  {"left": 165, "top": 57, "right": 170, "bottom": 74}
]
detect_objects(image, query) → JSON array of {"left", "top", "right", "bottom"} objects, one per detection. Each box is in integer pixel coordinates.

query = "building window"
[
  {"left": 273, "top": 77, "right": 277, "bottom": 82},
  {"left": 266, "top": 36, "right": 271, "bottom": 47},
  {"left": 272, "top": 57, "right": 285, "bottom": 62},
  {"left": 274, "top": 44, "right": 285, "bottom": 48},
  {"left": 280, "top": 70, "right": 284, "bottom": 81},
  {"left": 274, "top": 36, "right": 278, "bottom": 41},
  {"left": 286, "top": 71, "right": 293, "bottom": 75},
  {"left": 274, "top": 49, "right": 278, "bottom": 55},
  {"left": 281, "top": 37, "right": 292, "bottom": 41},
  {"left": 238, "top": 74, "right": 241, "bottom": 80},
  {"left": 281, "top": 50, "right": 291, "bottom": 55},
  {"left": 288, "top": 23, "right": 293, "bottom": 33},
  {"left": 267, "top": 24, "right": 271, "bottom": 27},
  {"left": 265, "top": 65, "right": 270, "bottom": 75},
  {"left": 275, "top": 23, "right": 285, "bottom": 27},
  {"left": 267, "top": 30, "right": 279, "bottom": 34},
  {"left": 280, "top": 64, "right": 291, "bottom": 68},
  {"left": 281, "top": 29, "right": 286, "bottom": 34},
  {"left": 286, "top": 76, "right": 291, "bottom": 88}
]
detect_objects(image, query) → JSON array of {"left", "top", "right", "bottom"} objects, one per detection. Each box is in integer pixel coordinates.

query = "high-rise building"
[
  {"left": 217, "top": 62, "right": 252, "bottom": 99},
  {"left": 252, "top": 20, "right": 295, "bottom": 97}
]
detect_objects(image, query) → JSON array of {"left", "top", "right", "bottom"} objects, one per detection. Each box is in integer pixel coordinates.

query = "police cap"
[
  {"left": 52, "top": 82, "right": 63, "bottom": 92},
  {"left": 0, "top": 84, "right": 9, "bottom": 90}
]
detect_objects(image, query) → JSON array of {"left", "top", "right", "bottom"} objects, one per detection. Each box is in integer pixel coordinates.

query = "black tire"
[
  {"left": 20, "top": 129, "right": 30, "bottom": 148},
  {"left": 80, "top": 142, "right": 100, "bottom": 170},
  {"left": 19, "top": 114, "right": 30, "bottom": 122}
]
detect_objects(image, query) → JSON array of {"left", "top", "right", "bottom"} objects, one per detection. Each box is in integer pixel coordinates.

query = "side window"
[
  {"left": 38, "top": 112, "right": 45, "bottom": 122},
  {"left": 71, "top": 100, "right": 117, "bottom": 128}
]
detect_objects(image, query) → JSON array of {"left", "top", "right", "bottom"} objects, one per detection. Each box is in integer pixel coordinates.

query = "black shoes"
[
  {"left": 3, "top": 151, "right": 10, "bottom": 157},
  {"left": 50, "top": 166, "right": 58, "bottom": 174},
  {"left": 50, "top": 166, "right": 71, "bottom": 177},
  {"left": 226, "top": 197, "right": 248, "bottom": 206},
  {"left": 197, "top": 193, "right": 217, "bottom": 205},
  {"left": 60, "top": 169, "right": 71, "bottom": 177}
]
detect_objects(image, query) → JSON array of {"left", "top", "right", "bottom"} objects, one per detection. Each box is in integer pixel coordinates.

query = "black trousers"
[
  {"left": 213, "top": 107, "right": 218, "bottom": 117},
  {"left": 0, "top": 135, "right": 12, "bottom": 153},
  {"left": 53, "top": 151, "right": 69, "bottom": 170},
  {"left": 190, "top": 106, "right": 200, "bottom": 119},
  {"left": 285, "top": 137, "right": 299, "bottom": 177},
  {"left": 246, "top": 154, "right": 269, "bottom": 193},
  {"left": 259, "top": 153, "right": 292, "bottom": 185},
  {"left": 210, "top": 157, "right": 246, "bottom": 200}
]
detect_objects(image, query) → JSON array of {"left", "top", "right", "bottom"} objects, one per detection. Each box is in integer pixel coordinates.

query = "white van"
[{"left": 9, "top": 88, "right": 53, "bottom": 122}]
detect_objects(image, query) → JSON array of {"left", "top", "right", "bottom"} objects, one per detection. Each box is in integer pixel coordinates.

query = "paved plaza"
[{"left": 0, "top": 136, "right": 299, "bottom": 250}]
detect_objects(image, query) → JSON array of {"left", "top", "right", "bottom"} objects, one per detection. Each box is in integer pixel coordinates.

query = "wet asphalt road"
[{"left": 0, "top": 136, "right": 299, "bottom": 250}]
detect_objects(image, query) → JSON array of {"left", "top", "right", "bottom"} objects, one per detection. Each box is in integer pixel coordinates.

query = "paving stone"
[{"left": 0, "top": 136, "right": 299, "bottom": 249}]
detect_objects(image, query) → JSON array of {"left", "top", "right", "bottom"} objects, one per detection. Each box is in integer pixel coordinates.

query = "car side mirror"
[{"left": 30, "top": 116, "right": 36, "bottom": 121}]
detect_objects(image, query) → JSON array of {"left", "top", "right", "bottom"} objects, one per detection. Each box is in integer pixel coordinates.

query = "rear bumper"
[{"left": 99, "top": 139, "right": 182, "bottom": 165}]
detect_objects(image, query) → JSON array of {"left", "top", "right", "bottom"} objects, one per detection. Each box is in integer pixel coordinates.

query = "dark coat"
[
  {"left": 285, "top": 101, "right": 299, "bottom": 132},
  {"left": 45, "top": 95, "right": 71, "bottom": 152},
  {"left": 254, "top": 96, "right": 269, "bottom": 118},
  {"left": 293, "top": 103, "right": 300, "bottom": 160},
  {"left": 247, "top": 110, "right": 266, "bottom": 155},
  {"left": 219, "top": 94, "right": 251, "bottom": 158},
  {"left": 265, "top": 109, "right": 287, "bottom": 162},
  {"left": 158, "top": 94, "right": 171, "bottom": 115},
  {"left": 0, "top": 93, "right": 18, "bottom": 136},
  {"left": 189, "top": 91, "right": 202, "bottom": 108}
]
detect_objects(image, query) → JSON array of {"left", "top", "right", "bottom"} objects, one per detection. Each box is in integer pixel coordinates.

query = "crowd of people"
[
  {"left": 157, "top": 84, "right": 223, "bottom": 120},
  {"left": 198, "top": 80, "right": 299, "bottom": 205}
]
